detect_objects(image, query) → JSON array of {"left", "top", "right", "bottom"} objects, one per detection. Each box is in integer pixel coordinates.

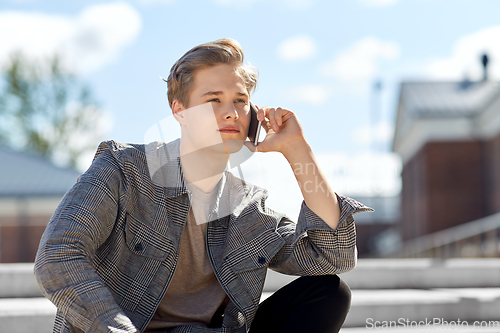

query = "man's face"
[{"left": 179, "top": 63, "right": 251, "bottom": 155}]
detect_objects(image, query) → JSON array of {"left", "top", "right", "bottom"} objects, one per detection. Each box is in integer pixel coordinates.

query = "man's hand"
[
  {"left": 243, "top": 106, "right": 307, "bottom": 155},
  {"left": 243, "top": 105, "right": 341, "bottom": 229}
]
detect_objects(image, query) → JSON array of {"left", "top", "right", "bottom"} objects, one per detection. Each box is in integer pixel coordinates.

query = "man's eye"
[
  {"left": 209, "top": 98, "right": 220, "bottom": 103},
  {"left": 235, "top": 99, "right": 246, "bottom": 103}
]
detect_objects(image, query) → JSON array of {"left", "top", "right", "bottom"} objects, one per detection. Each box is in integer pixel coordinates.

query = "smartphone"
[{"left": 248, "top": 102, "right": 262, "bottom": 146}]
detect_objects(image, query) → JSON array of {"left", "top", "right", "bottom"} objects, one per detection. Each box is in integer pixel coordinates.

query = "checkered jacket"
[{"left": 34, "top": 139, "right": 373, "bottom": 333}]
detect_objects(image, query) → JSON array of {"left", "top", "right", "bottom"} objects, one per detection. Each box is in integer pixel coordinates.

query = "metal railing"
[{"left": 390, "top": 212, "right": 500, "bottom": 258}]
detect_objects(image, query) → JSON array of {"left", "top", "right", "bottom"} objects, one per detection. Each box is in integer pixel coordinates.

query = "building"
[
  {"left": 392, "top": 69, "right": 500, "bottom": 242},
  {"left": 0, "top": 146, "right": 80, "bottom": 262}
]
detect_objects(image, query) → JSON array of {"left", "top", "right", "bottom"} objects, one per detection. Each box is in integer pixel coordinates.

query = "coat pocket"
[
  {"left": 124, "top": 213, "right": 173, "bottom": 261},
  {"left": 227, "top": 229, "right": 285, "bottom": 273}
]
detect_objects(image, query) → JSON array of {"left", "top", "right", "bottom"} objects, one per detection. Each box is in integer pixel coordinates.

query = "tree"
[{"left": 0, "top": 52, "right": 108, "bottom": 170}]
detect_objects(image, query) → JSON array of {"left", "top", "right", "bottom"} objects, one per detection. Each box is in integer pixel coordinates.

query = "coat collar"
[{"left": 145, "top": 139, "right": 188, "bottom": 198}]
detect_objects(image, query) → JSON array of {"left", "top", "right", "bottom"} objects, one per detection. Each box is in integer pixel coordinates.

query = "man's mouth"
[{"left": 218, "top": 126, "right": 240, "bottom": 133}]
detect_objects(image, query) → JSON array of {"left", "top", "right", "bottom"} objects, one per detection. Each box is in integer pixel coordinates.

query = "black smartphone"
[{"left": 248, "top": 102, "right": 262, "bottom": 146}]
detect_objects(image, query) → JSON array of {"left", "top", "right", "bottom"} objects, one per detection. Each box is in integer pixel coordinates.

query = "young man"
[{"left": 35, "top": 38, "right": 372, "bottom": 333}]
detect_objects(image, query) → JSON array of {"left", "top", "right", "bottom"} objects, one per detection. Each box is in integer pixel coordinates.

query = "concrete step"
[
  {"left": 2, "top": 288, "right": 500, "bottom": 332},
  {"left": 340, "top": 258, "right": 500, "bottom": 289},
  {"left": 343, "top": 287, "right": 500, "bottom": 328},
  {"left": 263, "top": 258, "right": 500, "bottom": 291},
  {"left": 262, "top": 288, "right": 500, "bottom": 328},
  {"left": 0, "top": 298, "right": 56, "bottom": 333},
  {"left": 0, "top": 263, "right": 43, "bottom": 298},
  {"left": 2, "top": 259, "right": 499, "bottom": 298},
  {"left": 1, "top": 260, "right": 499, "bottom": 332}
]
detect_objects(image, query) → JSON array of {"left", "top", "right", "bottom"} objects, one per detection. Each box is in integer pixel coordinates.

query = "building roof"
[
  {"left": 400, "top": 81, "right": 500, "bottom": 118},
  {"left": 392, "top": 80, "right": 500, "bottom": 164},
  {"left": 0, "top": 146, "right": 81, "bottom": 197}
]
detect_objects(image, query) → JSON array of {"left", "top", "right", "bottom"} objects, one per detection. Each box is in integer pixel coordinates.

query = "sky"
[{"left": 1, "top": 0, "right": 500, "bottom": 218}]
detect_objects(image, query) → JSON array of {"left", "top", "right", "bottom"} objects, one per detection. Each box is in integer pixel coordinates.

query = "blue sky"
[{"left": 1, "top": 0, "right": 500, "bottom": 215}]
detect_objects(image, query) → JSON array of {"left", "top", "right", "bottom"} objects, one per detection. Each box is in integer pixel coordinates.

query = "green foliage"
[{"left": 0, "top": 52, "right": 106, "bottom": 169}]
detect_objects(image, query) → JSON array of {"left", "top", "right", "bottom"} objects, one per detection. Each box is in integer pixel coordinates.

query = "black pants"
[{"left": 248, "top": 275, "right": 351, "bottom": 333}]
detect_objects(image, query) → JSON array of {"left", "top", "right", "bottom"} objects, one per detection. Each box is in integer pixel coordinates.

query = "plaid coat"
[{"left": 34, "top": 139, "right": 373, "bottom": 333}]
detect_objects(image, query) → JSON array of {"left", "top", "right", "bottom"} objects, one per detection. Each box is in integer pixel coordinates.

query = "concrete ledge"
[
  {"left": 2, "top": 289, "right": 500, "bottom": 332},
  {"left": 343, "top": 288, "right": 500, "bottom": 327},
  {"left": 3, "top": 259, "right": 499, "bottom": 297},
  {"left": 261, "top": 288, "right": 500, "bottom": 328},
  {"left": 263, "top": 258, "right": 500, "bottom": 291},
  {"left": 0, "top": 298, "right": 56, "bottom": 333},
  {"left": 0, "top": 263, "right": 43, "bottom": 298},
  {"left": 341, "top": 258, "right": 500, "bottom": 289}
]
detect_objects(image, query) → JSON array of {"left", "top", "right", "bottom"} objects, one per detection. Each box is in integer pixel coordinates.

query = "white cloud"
[
  {"left": 288, "top": 84, "right": 330, "bottom": 105},
  {"left": 359, "top": 0, "right": 399, "bottom": 7},
  {"left": 321, "top": 37, "right": 400, "bottom": 81},
  {"left": 0, "top": 2, "right": 142, "bottom": 73},
  {"left": 425, "top": 26, "right": 500, "bottom": 81},
  {"left": 351, "top": 122, "right": 394, "bottom": 146},
  {"left": 277, "top": 35, "right": 317, "bottom": 61}
]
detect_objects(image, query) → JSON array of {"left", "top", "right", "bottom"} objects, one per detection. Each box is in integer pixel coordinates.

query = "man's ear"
[{"left": 172, "top": 99, "right": 186, "bottom": 125}]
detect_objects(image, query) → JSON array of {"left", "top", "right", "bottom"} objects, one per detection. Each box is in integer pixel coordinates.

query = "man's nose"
[{"left": 221, "top": 102, "right": 239, "bottom": 120}]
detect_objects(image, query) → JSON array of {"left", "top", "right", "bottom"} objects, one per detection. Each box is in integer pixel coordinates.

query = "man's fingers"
[
  {"left": 257, "top": 106, "right": 268, "bottom": 122},
  {"left": 261, "top": 118, "right": 269, "bottom": 132},
  {"left": 268, "top": 108, "right": 279, "bottom": 132},
  {"left": 275, "top": 107, "right": 283, "bottom": 126},
  {"left": 256, "top": 106, "right": 287, "bottom": 132}
]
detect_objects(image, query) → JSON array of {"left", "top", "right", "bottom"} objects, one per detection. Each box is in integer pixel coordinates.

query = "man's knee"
[
  {"left": 308, "top": 275, "right": 352, "bottom": 312},
  {"left": 282, "top": 275, "right": 352, "bottom": 332}
]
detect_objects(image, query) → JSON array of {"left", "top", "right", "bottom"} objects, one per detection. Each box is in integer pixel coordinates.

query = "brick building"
[
  {"left": 0, "top": 146, "right": 80, "bottom": 262},
  {"left": 392, "top": 79, "right": 500, "bottom": 242}
]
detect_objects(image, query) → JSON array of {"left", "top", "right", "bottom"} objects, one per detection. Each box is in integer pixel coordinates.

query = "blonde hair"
[{"left": 166, "top": 38, "right": 258, "bottom": 108}]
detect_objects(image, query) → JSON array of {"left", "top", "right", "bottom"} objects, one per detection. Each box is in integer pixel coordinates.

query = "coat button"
[
  {"left": 258, "top": 256, "right": 266, "bottom": 264},
  {"left": 134, "top": 243, "right": 143, "bottom": 252}
]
